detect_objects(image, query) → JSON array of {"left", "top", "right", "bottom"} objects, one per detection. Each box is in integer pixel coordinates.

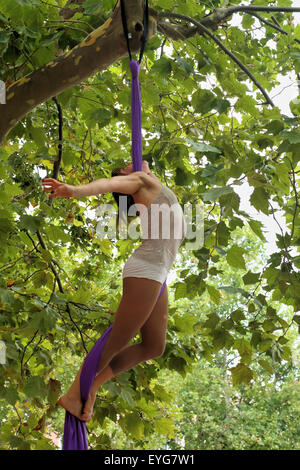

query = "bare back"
[{"left": 132, "top": 173, "right": 163, "bottom": 215}]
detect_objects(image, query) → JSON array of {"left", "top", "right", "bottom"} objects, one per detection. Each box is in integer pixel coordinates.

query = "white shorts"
[{"left": 122, "top": 254, "right": 168, "bottom": 284}]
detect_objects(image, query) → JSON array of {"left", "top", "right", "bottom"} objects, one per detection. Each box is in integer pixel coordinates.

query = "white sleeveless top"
[{"left": 122, "top": 185, "right": 186, "bottom": 284}]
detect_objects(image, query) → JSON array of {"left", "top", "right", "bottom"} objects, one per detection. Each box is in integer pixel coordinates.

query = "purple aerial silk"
[
  {"left": 62, "top": 324, "right": 113, "bottom": 450},
  {"left": 130, "top": 60, "right": 143, "bottom": 173},
  {"left": 62, "top": 60, "right": 166, "bottom": 450}
]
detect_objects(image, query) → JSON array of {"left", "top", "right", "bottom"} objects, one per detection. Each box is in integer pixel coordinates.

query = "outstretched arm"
[{"left": 42, "top": 172, "right": 144, "bottom": 198}]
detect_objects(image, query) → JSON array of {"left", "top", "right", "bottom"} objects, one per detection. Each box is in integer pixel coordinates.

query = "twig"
[
  {"left": 47, "top": 277, "right": 56, "bottom": 305},
  {"left": 24, "top": 230, "right": 40, "bottom": 252},
  {"left": 271, "top": 16, "right": 281, "bottom": 28},
  {"left": 52, "top": 96, "right": 63, "bottom": 181},
  {"left": 23, "top": 335, "right": 44, "bottom": 369},
  {"left": 80, "top": 129, "right": 89, "bottom": 174},
  {"left": 158, "top": 12, "right": 274, "bottom": 107},
  {"left": 40, "top": 24, "right": 88, "bottom": 35},
  {"left": 20, "top": 330, "right": 39, "bottom": 377},
  {"left": 228, "top": 6, "right": 300, "bottom": 14},
  {"left": 0, "top": 249, "right": 35, "bottom": 272},
  {"left": 160, "top": 37, "right": 168, "bottom": 58},
  {"left": 250, "top": 12, "right": 300, "bottom": 45},
  {"left": 34, "top": 230, "right": 88, "bottom": 354},
  {"left": 288, "top": 162, "right": 299, "bottom": 241},
  {"left": 46, "top": 19, "right": 94, "bottom": 31}
]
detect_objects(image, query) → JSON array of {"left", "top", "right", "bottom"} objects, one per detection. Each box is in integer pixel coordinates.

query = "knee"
[{"left": 143, "top": 341, "right": 166, "bottom": 360}]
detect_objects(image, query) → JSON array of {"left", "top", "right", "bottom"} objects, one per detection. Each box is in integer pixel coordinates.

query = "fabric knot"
[{"left": 130, "top": 59, "right": 140, "bottom": 79}]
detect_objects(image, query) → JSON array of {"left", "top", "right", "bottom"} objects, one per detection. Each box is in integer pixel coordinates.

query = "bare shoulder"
[
  {"left": 131, "top": 172, "right": 163, "bottom": 207},
  {"left": 133, "top": 171, "right": 162, "bottom": 190}
]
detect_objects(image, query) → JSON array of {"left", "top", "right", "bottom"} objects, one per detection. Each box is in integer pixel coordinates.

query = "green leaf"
[
  {"left": 0, "top": 30, "right": 11, "bottom": 44},
  {"left": 202, "top": 186, "right": 234, "bottom": 202},
  {"left": 31, "top": 271, "right": 49, "bottom": 288},
  {"left": 82, "top": 0, "right": 103, "bottom": 14},
  {"left": 191, "top": 89, "right": 217, "bottom": 114},
  {"left": 250, "top": 187, "right": 269, "bottom": 214},
  {"left": 226, "top": 245, "right": 246, "bottom": 270},
  {"left": 216, "top": 220, "right": 230, "bottom": 246},
  {"left": 266, "top": 120, "right": 284, "bottom": 135},
  {"left": 49, "top": 293, "right": 67, "bottom": 305},
  {"left": 230, "top": 363, "right": 253, "bottom": 386},
  {"left": 44, "top": 225, "right": 72, "bottom": 243},
  {"left": 258, "top": 359, "right": 274, "bottom": 374},
  {"left": 151, "top": 56, "right": 172, "bottom": 76},
  {"left": 243, "top": 271, "right": 260, "bottom": 285},
  {"left": 206, "top": 285, "right": 221, "bottom": 305},
  {"left": 280, "top": 130, "right": 300, "bottom": 144},
  {"left": 0, "top": 287, "right": 14, "bottom": 305},
  {"left": 157, "top": 0, "right": 174, "bottom": 8},
  {"left": 154, "top": 417, "right": 175, "bottom": 437},
  {"left": 175, "top": 56, "right": 194, "bottom": 75},
  {"left": 242, "top": 14, "right": 255, "bottom": 29},
  {"left": 174, "top": 314, "right": 196, "bottom": 334},
  {"left": 185, "top": 138, "right": 222, "bottom": 154},
  {"left": 248, "top": 219, "right": 266, "bottom": 242},
  {"left": 203, "top": 312, "right": 220, "bottom": 329},
  {"left": 234, "top": 338, "right": 252, "bottom": 356},
  {"left": 4, "top": 386, "right": 19, "bottom": 405},
  {"left": 174, "top": 282, "right": 187, "bottom": 300},
  {"left": 258, "top": 339, "right": 273, "bottom": 352},
  {"left": 221, "top": 286, "right": 251, "bottom": 299},
  {"left": 83, "top": 108, "right": 112, "bottom": 130},
  {"left": 30, "top": 127, "right": 47, "bottom": 148},
  {"left": 47, "top": 379, "right": 61, "bottom": 406},
  {"left": 122, "top": 411, "right": 144, "bottom": 440},
  {"left": 168, "top": 355, "right": 187, "bottom": 375},
  {"left": 19, "top": 215, "right": 43, "bottom": 233},
  {"left": 212, "top": 328, "right": 229, "bottom": 350},
  {"left": 219, "top": 191, "right": 240, "bottom": 214},
  {"left": 24, "top": 376, "right": 48, "bottom": 399},
  {"left": 231, "top": 309, "right": 245, "bottom": 322},
  {"left": 175, "top": 167, "right": 193, "bottom": 186},
  {"left": 120, "top": 387, "right": 135, "bottom": 407},
  {"left": 215, "top": 98, "right": 231, "bottom": 115}
]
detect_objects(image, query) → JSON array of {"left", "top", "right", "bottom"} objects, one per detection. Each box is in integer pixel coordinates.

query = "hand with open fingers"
[{"left": 41, "top": 178, "right": 75, "bottom": 198}]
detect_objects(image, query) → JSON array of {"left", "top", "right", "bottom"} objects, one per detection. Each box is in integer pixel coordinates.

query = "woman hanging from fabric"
[{"left": 41, "top": 160, "right": 186, "bottom": 421}]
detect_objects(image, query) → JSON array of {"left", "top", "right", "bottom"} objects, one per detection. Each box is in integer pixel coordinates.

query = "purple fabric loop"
[
  {"left": 62, "top": 60, "right": 166, "bottom": 450},
  {"left": 130, "top": 60, "right": 142, "bottom": 173}
]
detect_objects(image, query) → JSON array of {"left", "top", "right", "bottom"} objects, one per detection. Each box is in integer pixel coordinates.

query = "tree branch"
[
  {"left": 247, "top": 12, "right": 300, "bottom": 45},
  {"left": 20, "top": 329, "right": 39, "bottom": 377},
  {"left": 158, "top": 12, "right": 274, "bottom": 107},
  {"left": 31, "top": 230, "right": 88, "bottom": 354},
  {"left": 228, "top": 6, "right": 300, "bottom": 15},
  {"left": 288, "top": 162, "right": 299, "bottom": 241},
  {"left": 52, "top": 96, "right": 63, "bottom": 181},
  {"left": 0, "top": 0, "right": 157, "bottom": 143}
]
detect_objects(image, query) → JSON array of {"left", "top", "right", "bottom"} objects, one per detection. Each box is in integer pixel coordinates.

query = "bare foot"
[
  {"left": 58, "top": 394, "right": 92, "bottom": 422},
  {"left": 81, "top": 392, "right": 96, "bottom": 421}
]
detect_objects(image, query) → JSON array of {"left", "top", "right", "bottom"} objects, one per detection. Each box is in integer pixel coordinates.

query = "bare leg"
[
  {"left": 58, "top": 277, "right": 165, "bottom": 420},
  {"left": 81, "top": 283, "right": 168, "bottom": 419},
  {"left": 57, "top": 364, "right": 84, "bottom": 419},
  {"left": 95, "top": 277, "right": 163, "bottom": 374}
]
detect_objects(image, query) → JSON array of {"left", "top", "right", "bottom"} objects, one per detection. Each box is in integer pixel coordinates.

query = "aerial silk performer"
[{"left": 41, "top": 0, "right": 186, "bottom": 450}]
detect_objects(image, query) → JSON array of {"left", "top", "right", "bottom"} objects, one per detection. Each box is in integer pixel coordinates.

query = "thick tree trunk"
[{"left": 0, "top": 0, "right": 156, "bottom": 144}]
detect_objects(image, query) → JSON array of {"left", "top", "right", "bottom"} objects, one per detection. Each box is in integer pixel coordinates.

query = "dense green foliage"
[
  {"left": 165, "top": 358, "right": 300, "bottom": 450},
  {"left": 0, "top": 0, "right": 300, "bottom": 449}
]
